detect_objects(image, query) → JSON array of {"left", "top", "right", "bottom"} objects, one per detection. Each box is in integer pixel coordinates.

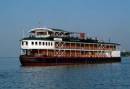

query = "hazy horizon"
[{"left": 0, "top": 0, "right": 130, "bottom": 57}]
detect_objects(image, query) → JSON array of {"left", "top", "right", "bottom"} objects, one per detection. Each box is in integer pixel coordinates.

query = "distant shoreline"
[{"left": 121, "top": 52, "right": 130, "bottom": 57}]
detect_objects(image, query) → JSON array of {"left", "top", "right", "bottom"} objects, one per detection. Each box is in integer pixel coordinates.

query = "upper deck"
[
  {"left": 28, "top": 27, "right": 69, "bottom": 38},
  {"left": 20, "top": 28, "right": 120, "bottom": 58},
  {"left": 22, "top": 27, "right": 119, "bottom": 45}
]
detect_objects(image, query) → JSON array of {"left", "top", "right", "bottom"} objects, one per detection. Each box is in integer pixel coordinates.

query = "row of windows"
[
  {"left": 31, "top": 41, "right": 53, "bottom": 46},
  {"left": 22, "top": 41, "right": 53, "bottom": 46}
]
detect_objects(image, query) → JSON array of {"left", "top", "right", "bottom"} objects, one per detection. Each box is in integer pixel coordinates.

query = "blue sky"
[{"left": 0, "top": 0, "right": 130, "bottom": 57}]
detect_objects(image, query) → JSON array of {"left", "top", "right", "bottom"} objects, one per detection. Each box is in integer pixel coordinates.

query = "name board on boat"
[{"left": 54, "top": 38, "right": 62, "bottom": 41}]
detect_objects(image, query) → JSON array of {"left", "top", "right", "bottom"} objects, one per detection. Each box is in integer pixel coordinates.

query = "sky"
[{"left": 0, "top": 0, "right": 130, "bottom": 57}]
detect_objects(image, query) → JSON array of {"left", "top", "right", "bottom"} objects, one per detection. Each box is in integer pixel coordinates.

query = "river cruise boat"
[{"left": 19, "top": 27, "right": 121, "bottom": 66}]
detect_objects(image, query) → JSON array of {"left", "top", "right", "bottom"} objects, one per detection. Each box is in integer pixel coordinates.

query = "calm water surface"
[{"left": 0, "top": 57, "right": 130, "bottom": 89}]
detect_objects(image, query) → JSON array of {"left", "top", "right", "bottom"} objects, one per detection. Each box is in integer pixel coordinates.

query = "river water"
[{"left": 0, "top": 57, "right": 130, "bottom": 89}]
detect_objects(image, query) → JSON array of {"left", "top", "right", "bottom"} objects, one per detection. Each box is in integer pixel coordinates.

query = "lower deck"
[{"left": 21, "top": 49, "right": 120, "bottom": 58}]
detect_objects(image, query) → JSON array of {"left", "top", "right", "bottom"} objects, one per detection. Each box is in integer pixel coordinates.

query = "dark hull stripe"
[{"left": 19, "top": 55, "right": 121, "bottom": 66}]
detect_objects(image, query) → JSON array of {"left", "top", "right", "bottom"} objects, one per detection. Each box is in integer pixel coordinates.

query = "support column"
[
  {"left": 80, "top": 43, "right": 81, "bottom": 57},
  {"left": 37, "top": 49, "right": 39, "bottom": 55},
  {"left": 47, "top": 49, "right": 48, "bottom": 56},
  {"left": 75, "top": 42, "right": 76, "bottom": 57}
]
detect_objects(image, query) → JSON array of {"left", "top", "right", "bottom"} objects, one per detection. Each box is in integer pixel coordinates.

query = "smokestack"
[{"left": 80, "top": 32, "right": 85, "bottom": 40}]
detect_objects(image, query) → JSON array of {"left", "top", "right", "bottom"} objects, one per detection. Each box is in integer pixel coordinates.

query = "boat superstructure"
[{"left": 20, "top": 27, "right": 121, "bottom": 66}]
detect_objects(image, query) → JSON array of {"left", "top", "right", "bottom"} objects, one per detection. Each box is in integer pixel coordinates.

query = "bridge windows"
[
  {"left": 42, "top": 42, "right": 44, "bottom": 46},
  {"left": 21, "top": 40, "right": 54, "bottom": 51},
  {"left": 32, "top": 42, "right": 34, "bottom": 45},
  {"left": 48, "top": 42, "right": 50, "bottom": 46},
  {"left": 29, "top": 41, "right": 53, "bottom": 46},
  {"left": 39, "top": 42, "right": 41, "bottom": 45},
  {"left": 35, "top": 42, "right": 38, "bottom": 45},
  {"left": 21, "top": 41, "right": 28, "bottom": 46}
]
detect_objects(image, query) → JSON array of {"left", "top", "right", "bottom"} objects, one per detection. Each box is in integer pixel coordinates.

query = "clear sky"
[{"left": 0, "top": 0, "right": 130, "bottom": 57}]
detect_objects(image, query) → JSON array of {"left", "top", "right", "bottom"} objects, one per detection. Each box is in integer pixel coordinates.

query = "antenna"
[{"left": 108, "top": 37, "right": 111, "bottom": 42}]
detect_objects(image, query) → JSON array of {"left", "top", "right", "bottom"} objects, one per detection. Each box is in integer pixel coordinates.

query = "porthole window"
[
  {"left": 42, "top": 42, "right": 44, "bottom": 46},
  {"left": 46, "top": 42, "right": 47, "bottom": 46},
  {"left": 32, "top": 42, "right": 34, "bottom": 45},
  {"left": 35, "top": 42, "right": 37, "bottom": 45},
  {"left": 48, "top": 42, "right": 50, "bottom": 46},
  {"left": 39, "top": 42, "right": 41, "bottom": 45},
  {"left": 26, "top": 41, "right": 28, "bottom": 45}
]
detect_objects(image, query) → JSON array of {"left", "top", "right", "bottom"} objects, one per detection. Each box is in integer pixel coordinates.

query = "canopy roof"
[{"left": 29, "top": 27, "right": 68, "bottom": 33}]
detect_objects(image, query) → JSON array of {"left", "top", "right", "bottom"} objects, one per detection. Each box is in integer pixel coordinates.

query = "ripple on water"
[{"left": 0, "top": 58, "right": 130, "bottom": 89}]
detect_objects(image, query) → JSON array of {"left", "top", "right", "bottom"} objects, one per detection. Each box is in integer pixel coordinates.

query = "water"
[{"left": 0, "top": 57, "right": 130, "bottom": 89}]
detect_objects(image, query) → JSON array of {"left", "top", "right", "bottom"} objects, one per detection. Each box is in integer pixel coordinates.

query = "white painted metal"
[
  {"left": 111, "top": 51, "right": 120, "bottom": 57},
  {"left": 21, "top": 40, "right": 55, "bottom": 49},
  {"left": 20, "top": 39, "right": 121, "bottom": 57},
  {"left": 54, "top": 38, "right": 62, "bottom": 41}
]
